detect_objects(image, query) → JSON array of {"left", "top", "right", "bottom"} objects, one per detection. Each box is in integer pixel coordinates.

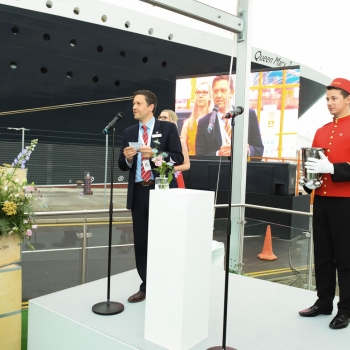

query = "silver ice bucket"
[{"left": 299, "top": 147, "right": 325, "bottom": 188}]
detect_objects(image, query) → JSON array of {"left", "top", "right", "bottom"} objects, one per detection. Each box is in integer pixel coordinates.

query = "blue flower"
[
  {"left": 11, "top": 139, "right": 38, "bottom": 168},
  {"left": 152, "top": 148, "right": 158, "bottom": 154}
]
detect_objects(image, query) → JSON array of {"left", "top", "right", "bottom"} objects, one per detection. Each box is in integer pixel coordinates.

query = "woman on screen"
[
  {"left": 158, "top": 110, "right": 190, "bottom": 188},
  {"left": 180, "top": 81, "right": 212, "bottom": 156}
]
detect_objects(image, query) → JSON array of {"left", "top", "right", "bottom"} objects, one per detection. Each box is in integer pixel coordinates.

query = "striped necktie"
[
  {"left": 223, "top": 116, "right": 231, "bottom": 141},
  {"left": 141, "top": 125, "right": 151, "bottom": 182}
]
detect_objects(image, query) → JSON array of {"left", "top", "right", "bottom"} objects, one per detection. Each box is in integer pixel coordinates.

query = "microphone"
[
  {"left": 207, "top": 105, "right": 219, "bottom": 133},
  {"left": 102, "top": 112, "right": 124, "bottom": 134},
  {"left": 225, "top": 106, "right": 244, "bottom": 119}
]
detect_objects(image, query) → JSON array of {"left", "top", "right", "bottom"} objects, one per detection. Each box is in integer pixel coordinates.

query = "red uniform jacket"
[{"left": 312, "top": 115, "right": 350, "bottom": 197}]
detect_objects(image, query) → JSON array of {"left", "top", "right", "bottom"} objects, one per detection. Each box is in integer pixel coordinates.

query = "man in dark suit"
[
  {"left": 118, "top": 90, "right": 184, "bottom": 303},
  {"left": 196, "top": 75, "right": 264, "bottom": 157}
]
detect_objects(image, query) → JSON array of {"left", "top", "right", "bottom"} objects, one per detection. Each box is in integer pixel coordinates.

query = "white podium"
[{"left": 144, "top": 188, "right": 214, "bottom": 350}]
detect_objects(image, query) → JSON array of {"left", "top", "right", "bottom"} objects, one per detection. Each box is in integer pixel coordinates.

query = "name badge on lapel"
[{"left": 152, "top": 134, "right": 162, "bottom": 138}]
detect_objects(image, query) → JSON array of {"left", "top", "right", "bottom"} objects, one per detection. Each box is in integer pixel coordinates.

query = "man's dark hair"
[
  {"left": 212, "top": 75, "right": 234, "bottom": 91},
  {"left": 133, "top": 90, "right": 157, "bottom": 115},
  {"left": 326, "top": 86, "right": 350, "bottom": 99}
]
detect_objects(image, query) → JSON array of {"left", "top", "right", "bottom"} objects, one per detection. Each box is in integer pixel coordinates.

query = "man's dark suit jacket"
[
  {"left": 196, "top": 109, "right": 264, "bottom": 157},
  {"left": 118, "top": 119, "right": 184, "bottom": 209}
]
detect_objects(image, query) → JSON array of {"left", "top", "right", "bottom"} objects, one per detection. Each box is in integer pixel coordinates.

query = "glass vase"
[{"left": 155, "top": 175, "right": 169, "bottom": 190}]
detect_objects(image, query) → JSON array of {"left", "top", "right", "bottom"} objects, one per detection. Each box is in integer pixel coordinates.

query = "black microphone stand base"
[
  {"left": 92, "top": 127, "right": 124, "bottom": 317},
  {"left": 92, "top": 301, "right": 124, "bottom": 316},
  {"left": 207, "top": 346, "right": 237, "bottom": 350}
]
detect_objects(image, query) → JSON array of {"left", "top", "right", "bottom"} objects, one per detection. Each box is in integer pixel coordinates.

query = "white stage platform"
[{"left": 28, "top": 269, "right": 348, "bottom": 350}]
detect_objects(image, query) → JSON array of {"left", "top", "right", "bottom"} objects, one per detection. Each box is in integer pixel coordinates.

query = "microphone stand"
[
  {"left": 92, "top": 127, "right": 124, "bottom": 315},
  {"left": 208, "top": 114, "right": 237, "bottom": 350}
]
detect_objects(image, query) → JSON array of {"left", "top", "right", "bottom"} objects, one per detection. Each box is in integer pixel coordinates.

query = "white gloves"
[
  {"left": 305, "top": 151, "right": 334, "bottom": 174},
  {"left": 304, "top": 180, "right": 322, "bottom": 190}
]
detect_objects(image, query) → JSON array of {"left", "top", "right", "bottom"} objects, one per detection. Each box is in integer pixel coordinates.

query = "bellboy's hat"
[{"left": 327, "top": 78, "right": 350, "bottom": 94}]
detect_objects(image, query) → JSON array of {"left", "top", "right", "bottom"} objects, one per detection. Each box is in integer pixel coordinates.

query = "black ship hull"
[{"left": 0, "top": 4, "right": 324, "bottom": 185}]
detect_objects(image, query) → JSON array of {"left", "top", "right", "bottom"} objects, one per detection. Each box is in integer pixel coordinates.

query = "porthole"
[
  {"left": 125, "top": 21, "right": 130, "bottom": 28},
  {"left": 43, "top": 33, "right": 51, "bottom": 41},
  {"left": 46, "top": 1, "right": 53, "bottom": 8},
  {"left": 114, "top": 80, "right": 120, "bottom": 87},
  {"left": 12, "top": 26, "right": 19, "bottom": 35},
  {"left": 41, "top": 67, "right": 48, "bottom": 74},
  {"left": 73, "top": 7, "right": 80, "bottom": 15},
  {"left": 120, "top": 51, "right": 126, "bottom": 58},
  {"left": 168, "top": 34, "right": 173, "bottom": 40},
  {"left": 67, "top": 71, "right": 73, "bottom": 78},
  {"left": 148, "top": 28, "right": 154, "bottom": 35},
  {"left": 97, "top": 45, "right": 103, "bottom": 53},
  {"left": 70, "top": 39, "right": 77, "bottom": 47},
  {"left": 101, "top": 15, "right": 107, "bottom": 22},
  {"left": 92, "top": 76, "right": 99, "bottom": 83},
  {"left": 10, "top": 61, "right": 17, "bottom": 69},
  {"left": 162, "top": 61, "right": 167, "bottom": 68},
  {"left": 142, "top": 57, "right": 148, "bottom": 63}
]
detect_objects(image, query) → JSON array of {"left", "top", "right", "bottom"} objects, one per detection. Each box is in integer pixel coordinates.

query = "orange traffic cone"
[{"left": 257, "top": 225, "right": 277, "bottom": 261}]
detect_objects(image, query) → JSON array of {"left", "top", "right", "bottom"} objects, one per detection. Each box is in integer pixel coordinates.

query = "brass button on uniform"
[
  {"left": 329, "top": 143, "right": 332, "bottom": 145},
  {"left": 330, "top": 136, "right": 333, "bottom": 138},
  {"left": 324, "top": 191, "right": 327, "bottom": 194},
  {"left": 325, "top": 177, "right": 328, "bottom": 180},
  {"left": 332, "top": 131, "right": 335, "bottom": 133},
  {"left": 324, "top": 185, "right": 326, "bottom": 187}
]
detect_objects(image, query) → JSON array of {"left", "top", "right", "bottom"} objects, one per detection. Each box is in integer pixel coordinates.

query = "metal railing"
[{"left": 25, "top": 203, "right": 314, "bottom": 290}]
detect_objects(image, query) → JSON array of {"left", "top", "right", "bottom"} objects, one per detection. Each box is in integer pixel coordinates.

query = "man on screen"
[{"left": 195, "top": 75, "right": 264, "bottom": 157}]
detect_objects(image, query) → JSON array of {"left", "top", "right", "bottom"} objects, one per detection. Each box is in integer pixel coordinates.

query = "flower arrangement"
[
  {"left": 0, "top": 139, "right": 39, "bottom": 249},
  {"left": 151, "top": 138, "right": 174, "bottom": 184}
]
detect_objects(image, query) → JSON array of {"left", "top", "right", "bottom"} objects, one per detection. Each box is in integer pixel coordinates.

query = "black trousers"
[
  {"left": 130, "top": 183, "right": 154, "bottom": 293},
  {"left": 313, "top": 195, "right": 350, "bottom": 316}
]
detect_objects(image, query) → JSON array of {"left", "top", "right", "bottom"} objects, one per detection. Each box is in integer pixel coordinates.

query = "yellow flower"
[{"left": 2, "top": 201, "right": 17, "bottom": 215}]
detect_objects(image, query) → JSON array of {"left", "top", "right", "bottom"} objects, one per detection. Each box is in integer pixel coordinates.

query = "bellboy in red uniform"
[{"left": 299, "top": 78, "right": 350, "bottom": 330}]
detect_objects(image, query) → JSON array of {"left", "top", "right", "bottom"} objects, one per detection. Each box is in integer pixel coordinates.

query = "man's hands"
[
  {"left": 123, "top": 146, "right": 153, "bottom": 163},
  {"left": 217, "top": 144, "right": 250, "bottom": 157},
  {"left": 218, "top": 144, "right": 231, "bottom": 156},
  {"left": 123, "top": 146, "right": 137, "bottom": 162},
  {"left": 138, "top": 146, "right": 153, "bottom": 159},
  {"left": 305, "top": 151, "right": 334, "bottom": 174}
]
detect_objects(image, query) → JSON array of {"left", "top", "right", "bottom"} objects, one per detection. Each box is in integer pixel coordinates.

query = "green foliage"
[{"left": 22, "top": 309, "right": 28, "bottom": 350}]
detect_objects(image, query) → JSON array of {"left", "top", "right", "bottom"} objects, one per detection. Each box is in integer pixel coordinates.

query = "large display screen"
[{"left": 175, "top": 69, "right": 300, "bottom": 159}]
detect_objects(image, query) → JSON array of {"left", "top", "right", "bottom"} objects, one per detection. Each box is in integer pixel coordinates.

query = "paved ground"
[
  {"left": 17, "top": 186, "right": 325, "bottom": 302},
  {"left": 33, "top": 186, "right": 129, "bottom": 212}
]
